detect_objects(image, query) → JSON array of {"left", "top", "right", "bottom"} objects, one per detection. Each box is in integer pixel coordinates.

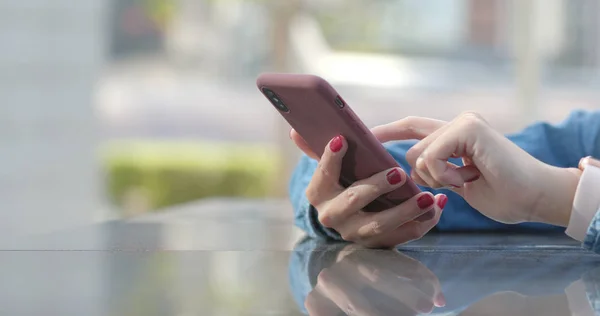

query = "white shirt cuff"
[{"left": 566, "top": 165, "right": 600, "bottom": 242}]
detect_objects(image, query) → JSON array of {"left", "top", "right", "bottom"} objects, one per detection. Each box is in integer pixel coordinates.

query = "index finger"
[{"left": 371, "top": 117, "right": 447, "bottom": 143}]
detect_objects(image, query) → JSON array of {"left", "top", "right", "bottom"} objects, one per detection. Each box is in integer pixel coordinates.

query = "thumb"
[
  {"left": 579, "top": 156, "right": 600, "bottom": 171},
  {"left": 371, "top": 117, "right": 447, "bottom": 143}
]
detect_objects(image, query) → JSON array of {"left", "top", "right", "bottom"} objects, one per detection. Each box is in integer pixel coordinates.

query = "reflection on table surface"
[
  {"left": 3, "top": 199, "right": 600, "bottom": 316},
  {"left": 0, "top": 199, "right": 305, "bottom": 316},
  {"left": 1, "top": 199, "right": 302, "bottom": 251},
  {"left": 290, "top": 237, "right": 600, "bottom": 315},
  {"left": 0, "top": 250, "right": 302, "bottom": 316}
]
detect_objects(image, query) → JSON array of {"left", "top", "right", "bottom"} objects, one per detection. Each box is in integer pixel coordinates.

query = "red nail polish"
[
  {"left": 329, "top": 136, "right": 343, "bottom": 153},
  {"left": 465, "top": 175, "right": 480, "bottom": 183},
  {"left": 437, "top": 195, "right": 448, "bottom": 209},
  {"left": 386, "top": 169, "right": 403, "bottom": 185},
  {"left": 417, "top": 194, "right": 434, "bottom": 209}
]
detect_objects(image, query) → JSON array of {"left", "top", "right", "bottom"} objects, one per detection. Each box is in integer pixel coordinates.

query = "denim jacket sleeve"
[
  {"left": 289, "top": 155, "right": 344, "bottom": 240},
  {"left": 582, "top": 208, "right": 600, "bottom": 254},
  {"left": 289, "top": 110, "right": 600, "bottom": 240}
]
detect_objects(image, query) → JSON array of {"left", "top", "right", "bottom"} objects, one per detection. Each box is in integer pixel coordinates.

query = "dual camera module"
[
  {"left": 262, "top": 88, "right": 346, "bottom": 113},
  {"left": 262, "top": 88, "right": 289, "bottom": 112}
]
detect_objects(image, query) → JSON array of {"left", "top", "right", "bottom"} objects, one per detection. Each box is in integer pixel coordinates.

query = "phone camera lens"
[
  {"left": 335, "top": 96, "right": 345, "bottom": 108},
  {"left": 262, "top": 88, "right": 289, "bottom": 113}
]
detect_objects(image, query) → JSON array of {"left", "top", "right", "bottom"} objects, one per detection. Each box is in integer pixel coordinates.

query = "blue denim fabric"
[
  {"left": 583, "top": 210, "right": 600, "bottom": 253},
  {"left": 289, "top": 110, "right": 600, "bottom": 248},
  {"left": 582, "top": 267, "right": 600, "bottom": 312}
]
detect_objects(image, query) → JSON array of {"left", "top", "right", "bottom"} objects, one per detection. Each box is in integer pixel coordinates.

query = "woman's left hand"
[
  {"left": 371, "top": 112, "right": 581, "bottom": 227},
  {"left": 305, "top": 244, "right": 445, "bottom": 315}
]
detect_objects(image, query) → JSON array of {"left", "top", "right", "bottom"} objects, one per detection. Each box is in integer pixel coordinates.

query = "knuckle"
[
  {"left": 459, "top": 111, "right": 487, "bottom": 128},
  {"left": 415, "top": 154, "right": 428, "bottom": 168},
  {"left": 305, "top": 186, "right": 319, "bottom": 204},
  {"left": 316, "top": 269, "right": 330, "bottom": 285},
  {"left": 344, "top": 188, "right": 360, "bottom": 209},
  {"left": 316, "top": 160, "right": 331, "bottom": 178},
  {"left": 459, "top": 111, "right": 483, "bottom": 120},
  {"left": 317, "top": 212, "right": 333, "bottom": 228},
  {"left": 404, "top": 115, "right": 422, "bottom": 124},
  {"left": 422, "top": 152, "right": 438, "bottom": 167},
  {"left": 340, "top": 231, "right": 357, "bottom": 242},
  {"left": 366, "top": 220, "right": 385, "bottom": 237},
  {"left": 364, "top": 178, "right": 389, "bottom": 197},
  {"left": 400, "top": 116, "right": 418, "bottom": 130}
]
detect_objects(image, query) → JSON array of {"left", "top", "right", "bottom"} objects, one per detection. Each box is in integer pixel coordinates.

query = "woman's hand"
[
  {"left": 290, "top": 132, "right": 447, "bottom": 248},
  {"left": 305, "top": 244, "right": 445, "bottom": 315},
  {"left": 372, "top": 112, "right": 581, "bottom": 227},
  {"left": 579, "top": 156, "right": 600, "bottom": 171}
]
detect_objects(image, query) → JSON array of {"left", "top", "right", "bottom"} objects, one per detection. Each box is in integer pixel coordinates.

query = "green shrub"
[{"left": 100, "top": 140, "right": 282, "bottom": 213}]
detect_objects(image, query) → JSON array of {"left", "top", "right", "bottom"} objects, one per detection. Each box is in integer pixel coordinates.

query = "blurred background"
[{"left": 2, "top": 0, "right": 600, "bottom": 233}]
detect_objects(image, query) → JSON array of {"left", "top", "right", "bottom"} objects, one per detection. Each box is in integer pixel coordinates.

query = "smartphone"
[{"left": 256, "top": 73, "right": 420, "bottom": 212}]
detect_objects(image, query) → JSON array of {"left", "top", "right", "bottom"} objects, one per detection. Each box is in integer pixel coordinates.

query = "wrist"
[{"left": 530, "top": 166, "right": 581, "bottom": 227}]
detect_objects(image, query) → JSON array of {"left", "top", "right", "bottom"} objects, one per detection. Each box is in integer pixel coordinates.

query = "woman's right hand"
[
  {"left": 372, "top": 113, "right": 582, "bottom": 227},
  {"left": 290, "top": 131, "right": 447, "bottom": 248}
]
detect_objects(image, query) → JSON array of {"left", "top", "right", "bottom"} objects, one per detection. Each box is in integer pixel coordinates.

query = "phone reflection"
[
  {"left": 289, "top": 238, "right": 600, "bottom": 316},
  {"left": 303, "top": 244, "right": 444, "bottom": 316}
]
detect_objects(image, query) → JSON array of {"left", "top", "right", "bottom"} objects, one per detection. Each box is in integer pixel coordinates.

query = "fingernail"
[
  {"left": 437, "top": 194, "right": 448, "bottom": 209},
  {"left": 416, "top": 298, "right": 433, "bottom": 313},
  {"left": 386, "top": 169, "right": 403, "bottom": 185},
  {"left": 329, "top": 135, "right": 343, "bottom": 153},
  {"left": 417, "top": 194, "right": 434, "bottom": 209},
  {"left": 289, "top": 129, "right": 292, "bottom": 139},
  {"left": 465, "top": 175, "right": 480, "bottom": 183},
  {"left": 581, "top": 156, "right": 600, "bottom": 169},
  {"left": 435, "top": 293, "right": 446, "bottom": 307},
  {"left": 415, "top": 210, "right": 435, "bottom": 222},
  {"left": 580, "top": 157, "right": 589, "bottom": 169}
]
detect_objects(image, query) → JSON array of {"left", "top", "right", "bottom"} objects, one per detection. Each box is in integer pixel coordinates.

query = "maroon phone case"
[{"left": 256, "top": 73, "right": 421, "bottom": 212}]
